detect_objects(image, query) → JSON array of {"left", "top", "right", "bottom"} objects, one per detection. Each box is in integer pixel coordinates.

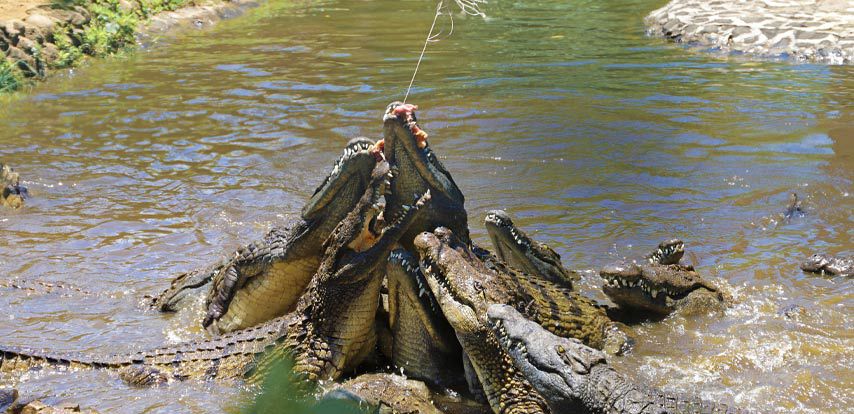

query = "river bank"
[
  {"left": 646, "top": 0, "right": 853, "bottom": 64},
  {"left": 0, "top": 0, "right": 258, "bottom": 93}
]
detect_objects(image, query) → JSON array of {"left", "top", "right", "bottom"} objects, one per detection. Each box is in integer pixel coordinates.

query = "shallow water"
[{"left": 0, "top": 0, "right": 851, "bottom": 412}]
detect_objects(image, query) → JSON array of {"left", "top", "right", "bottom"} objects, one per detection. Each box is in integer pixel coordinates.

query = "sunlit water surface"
[{"left": 0, "top": 0, "right": 851, "bottom": 412}]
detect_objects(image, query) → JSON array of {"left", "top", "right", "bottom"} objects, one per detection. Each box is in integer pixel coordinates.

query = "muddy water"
[{"left": 0, "top": 0, "right": 851, "bottom": 412}]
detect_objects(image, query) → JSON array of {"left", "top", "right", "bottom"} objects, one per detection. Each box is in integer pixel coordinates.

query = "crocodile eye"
[{"left": 556, "top": 345, "right": 565, "bottom": 354}]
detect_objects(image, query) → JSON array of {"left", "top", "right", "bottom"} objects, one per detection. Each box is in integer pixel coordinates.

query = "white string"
[
  {"left": 402, "top": 0, "right": 487, "bottom": 103},
  {"left": 403, "top": 1, "right": 444, "bottom": 104}
]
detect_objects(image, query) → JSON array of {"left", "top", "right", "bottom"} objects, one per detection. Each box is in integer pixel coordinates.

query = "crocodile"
[
  {"left": 0, "top": 279, "right": 93, "bottom": 296},
  {"left": 600, "top": 262, "right": 724, "bottom": 317},
  {"left": 482, "top": 209, "right": 722, "bottom": 320},
  {"left": 644, "top": 238, "right": 685, "bottom": 265},
  {"left": 484, "top": 212, "right": 685, "bottom": 289},
  {"left": 0, "top": 389, "right": 99, "bottom": 414},
  {"left": 382, "top": 102, "right": 471, "bottom": 249},
  {"left": 385, "top": 248, "right": 464, "bottom": 387},
  {"left": 151, "top": 137, "right": 380, "bottom": 334},
  {"left": 0, "top": 388, "right": 16, "bottom": 412},
  {"left": 599, "top": 240, "right": 725, "bottom": 317},
  {"left": 783, "top": 192, "right": 804, "bottom": 221},
  {"left": 415, "top": 228, "right": 551, "bottom": 414},
  {"left": 800, "top": 253, "right": 853, "bottom": 277},
  {"left": 416, "top": 227, "right": 626, "bottom": 352},
  {"left": 322, "top": 373, "right": 445, "bottom": 414},
  {"left": 0, "top": 163, "right": 432, "bottom": 387},
  {"left": 487, "top": 304, "right": 751, "bottom": 414},
  {"left": 1, "top": 163, "right": 28, "bottom": 209},
  {"left": 484, "top": 210, "right": 576, "bottom": 289}
]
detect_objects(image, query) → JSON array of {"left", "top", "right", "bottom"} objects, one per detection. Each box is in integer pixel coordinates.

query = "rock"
[
  {"left": 24, "top": 14, "right": 56, "bottom": 31},
  {"left": 5, "top": 46, "right": 37, "bottom": 75},
  {"left": 46, "top": 9, "right": 89, "bottom": 27},
  {"left": 17, "top": 399, "right": 98, "bottom": 413},
  {"left": 118, "top": 0, "right": 135, "bottom": 13},
  {"left": 23, "top": 23, "right": 49, "bottom": 42},
  {"left": 41, "top": 42, "right": 59, "bottom": 63},
  {"left": 1, "top": 31, "right": 11, "bottom": 50},
  {"left": 16, "top": 36, "right": 36, "bottom": 52},
  {"left": 3, "top": 19, "right": 25, "bottom": 41},
  {"left": 72, "top": 6, "right": 91, "bottom": 21},
  {"left": 70, "top": 28, "right": 85, "bottom": 46}
]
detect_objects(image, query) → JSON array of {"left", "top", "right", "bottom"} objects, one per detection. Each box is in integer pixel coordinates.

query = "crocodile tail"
[
  {"left": 0, "top": 346, "right": 117, "bottom": 373},
  {"left": 583, "top": 365, "right": 750, "bottom": 414},
  {"left": 1, "top": 314, "right": 297, "bottom": 384}
]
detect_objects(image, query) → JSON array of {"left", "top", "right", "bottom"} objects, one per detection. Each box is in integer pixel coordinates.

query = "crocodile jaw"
[
  {"left": 646, "top": 239, "right": 685, "bottom": 265},
  {"left": 382, "top": 102, "right": 470, "bottom": 247},
  {"left": 484, "top": 209, "right": 572, "bottom": 287},
  {"left": 302, "top": 137, "right": 376, "bottom": 220},
  {"left": 386, "top": 249, "right": 463, "bottom": 386},
  {"left": 413, "top": 230, "right": 485, "bottom": 330},
  {"left": 600, "top": 263, "right": 719, "bottom": 315}
]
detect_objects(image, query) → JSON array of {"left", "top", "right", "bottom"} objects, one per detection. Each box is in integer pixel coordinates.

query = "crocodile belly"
[{"left": 215, "top": 258, "right": 319, "bottom": 333}]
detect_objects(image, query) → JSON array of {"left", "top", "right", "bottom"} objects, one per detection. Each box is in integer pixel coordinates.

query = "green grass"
[{"left": 0, "top": 53, "right": 25, "bottom": 93}]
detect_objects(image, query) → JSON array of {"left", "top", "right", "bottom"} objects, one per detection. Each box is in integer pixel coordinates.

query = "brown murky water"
[{"left": 0, "top": 0, "right": 851, "bottom": 412}]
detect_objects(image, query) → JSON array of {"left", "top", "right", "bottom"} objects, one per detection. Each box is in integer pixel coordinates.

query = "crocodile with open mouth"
[
  {"left": 382, "top": 102, "right": 470, "bottom": 249},
  {"left": 487, "top": 304, "right": 751, "bottom": 414},
  {"left": 415, "top": 228, "right": 551, "bottom": 414},
  {"left": 0, "top": 163, "right": 432, "bottom": 388},
  {"left": 483, "top": 210, "right": 723, "bottom": 318},
  {"left": 599, "top": 239, "right": 725, "bottom": 317},
  {"left": 484, "top": 210, "right": 577, "bottom": 289},
  {"left": 150, "top": 137, "right": 381, "bottom": 334},
  {"left": 385, "top": 248, "right": 464, "bottom": 387},
  {"left": 800, "top": 253, "right": 853, "bottom": 277},
  {"left": 412, "top": 226, "right": 639, "bottom": 413}
]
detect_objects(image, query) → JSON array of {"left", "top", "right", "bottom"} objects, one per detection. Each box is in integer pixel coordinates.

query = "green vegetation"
[
  {"left": 1, "top": 0, "right": 191, "bottom": 93},
  {"left": 239, "top": 357, "right": 369, "bottom": 414},
  {"left": 78, "top": 0, "right": 140, "bottom": 57},
  {"left": 52, "top": 31, "right": 84, "bottom": 68},
  {"left": 0, "top": 52, "right": 25, "bottom": 93},
  {"left": 49, "top": 0, "right": 184, "bottom": 68}
]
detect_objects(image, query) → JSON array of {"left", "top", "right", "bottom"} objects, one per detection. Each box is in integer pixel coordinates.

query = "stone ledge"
[{"left": 646, "top": 0, "right": 853, "bottom": 64}]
